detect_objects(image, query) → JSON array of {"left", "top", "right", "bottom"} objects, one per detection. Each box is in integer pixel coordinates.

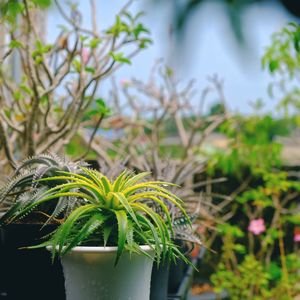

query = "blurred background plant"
[
  {"left": 149, "top": 0, "right": 300, "bottom": 44},
  {"left": 0, "top": 0, "right": 151, "bottom": 174},
  {"left": 202, "top": 23, "right": 300, "bottom": 299},
  {"left": 1, "top": 1, "right": 300, "bottom": 299},
  {"left": 0, "top": 153, "right": 87, "bottom": 220}
]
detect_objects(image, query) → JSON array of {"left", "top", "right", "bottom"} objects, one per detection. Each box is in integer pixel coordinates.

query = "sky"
[{"left": 47, "top": 0, "right": 299, "bottom": 114}]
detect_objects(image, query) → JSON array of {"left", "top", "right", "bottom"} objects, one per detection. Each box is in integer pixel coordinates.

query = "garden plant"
[
  {"left": 1, "top": 1, "right": 299, "bottom": 300},
  {"left": 206, "top": 23, "right": 300, "bottom": 300},
  {"left": 0, "top": 163, "right": 193, "bottom": 300},
  {"left": 0, "top": 0, "right": 151, "bottom": 174}
]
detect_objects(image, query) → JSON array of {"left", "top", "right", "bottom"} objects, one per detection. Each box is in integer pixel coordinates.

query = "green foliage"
[
  {"left": 0, "top": 0, "right": 152, "bottom": 169},
  {"left": 0, "top": 167, "right": 191, "bottom": 265},
  {"left": 72, "top": 59, "right": 81, "bottom": 72},
  {"left": 9, "top": 40, "right": 23, "bottom": 49},
  {"left": 208, "top": 115, "right": 288, "bottom": 176},
  {"left": 210, "top": 168, "right": 300, "bottom": 299},
  {"left": 217, "top": 223, "right": 244, "bottom": 238},
  {"left": 209, "top": 23, "right": 300, "bottom": 300},
  {"left": 263, "top": 22, "right": 300, "bottom": 115},
  {"left": 32, "top": 40, "right": 53, "bottom": 64},
  {"left": 107, "top": 12, "right": 150, "bottom": 38},
  {"left": 0, "top": 153, "right": 86, "bottom": 219},
  {"left": 208, "top": 102, "right": 226, "bottom": 116},
  {"left": 262, "top": 22, "right": 300, "bottom": 77},
  {"left": 212, "top": 255, "right": 271, "bottom": 300},
  {"left": 89, "top": 38, "right": 101, "bottom": 49},
  {"left": 0, "top": 1, "right": 24, "bottom": 23},
  {"left": 0, "top": 0, "right": 51, "bottom": 23},
  {"left": 210, "top": 165, "right": 300, "bottom": 298},
  {"left": 212, "top": 254, "right": 300, "bottom": 300},
  {"left": 106, "top": 12, "right": 152, "bottom": 49},
  {"left": 83, "top": 99, "right": 112, "bottom": 122},
  {"left": 109, "top": 52, "right": 131, "bottom": 65},
  {"left": 31, "top": 0, "right": 51, "bottom": 8}
]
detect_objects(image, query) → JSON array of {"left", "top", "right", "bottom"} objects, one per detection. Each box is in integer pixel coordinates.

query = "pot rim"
[{"left": 47, "top": 245, "right": 153, "bottom": 253}]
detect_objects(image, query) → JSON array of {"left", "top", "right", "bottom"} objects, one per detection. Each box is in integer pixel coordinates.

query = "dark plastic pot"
[
  {"left": 168, "top": 258, "right": 188, "bottom": 294},
  {"left": 167, "top": 240, "right": 191, "bottom": 294},
  {"left": 85, "top": 159, "right": 100, "bottom": 170},
  {"left": 168, "top": 247, "right": 206, "bottom": 300},
  {"left": 0, "top": 228, "right": 6, "bottom": 298},
  {"left": 150, "top": 261, "right": 170, "bottom": 300},
  {"left": 168, "top": 262, "right": 194, "bottom": 300},
  {"left": 0, "top": 223, "right": 65, "bottom": 300}
]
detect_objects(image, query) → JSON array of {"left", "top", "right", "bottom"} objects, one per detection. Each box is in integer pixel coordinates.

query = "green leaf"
[
  {"left": 13, "top": 91, "right": 22, "bottom": 101},
  {"left": 20, "top": 84, "right": 33, "bottom": 96},
  {"left": 267, "top": 262, "right": 282, "bottom": 281},
  {"left": 82, "top": 109, "right": 98, "bottom": 121},
  {"left": 37, "top": 175, "right": 105, "bottom": 203},
  {"left": 72, "top": 59, "right": 81, "bottom": 72},
  {"left": 136, "top": 213, "right": 161, "bottom": 262},
  {"left": 121, "top": 172, "right": 150, "bottom": 190},
  {"left": 31, "top": 0, "right": 52, "bottom": 9},
  {"left": 109, "top": 52, "right": 131, "bottom": 65},
  {"left": 283, "top": 213, "right": 300, "bottom": 225},
  {"left": 103, "top": 226, "right": 113, "bottom": 247},
  {"left": 4, "top": 109, "right": 11, "bottom": 118},
  {"left": 52, "top": 204, "right": 99, "bottom": 257},
  {"left": 84, "top": 67, "right": 95, "bottom": 74},
  {"left": 233, "top": 244, "right": 246, "bottom": 254},
  {"left": 9, "top": 40, "right": 23, "bottom": 49},
  {"left": 35, "top": 40, "right": 43, "bottom": 51},
  {"left": 112, "top": 192, "right": 140, "bottom": 226},
  {"left": 2, "top": 2, "right": 24, "bottom": 21},
  {"left": 269, "top": 60, "right": 279, "bottom": 73},
  {"left": 133, "top": 23, "right": 150, "bottom": 39},
  {"left": 131, "top": 202, "right": 169, "bottom": 261},
  {"left": 89, "top": 38, "right": 101, "bottom": 49},
  {"left": 34, "top": 56, "right": 43, "bottom": 64},
  {"left": 43, "top": 44, "right": 53, "bottom": 53},
  {"left": 79, "top": 168, "right": 106, "bottom": 192},
  {"left": 62, "top": 213, "right": 106, "bottom": 254},
  {"left": 96, "top": 98, "right": 111, "bottom": 115},
  {"left": 113, "top": 170, "right": 131, "bottom": 192},
  {"left": 100, "top": 175, "right": 112, "bottom": 194},
  {"left": 218, "top": 224, "right": 245, "bottom": 238},
  {"left": 79, "top": 36, "right": 88, "bottom": 42},
  {"left": 114, "top": 210, "right": 128, "bottom": 265},
  {"left": 129, "top": 191, "right": 173, "bottom": 234}
]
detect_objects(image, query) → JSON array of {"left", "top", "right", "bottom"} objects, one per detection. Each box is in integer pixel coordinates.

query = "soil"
[{"left": 191, "top": 283, "right": 214, "bottom": 295}]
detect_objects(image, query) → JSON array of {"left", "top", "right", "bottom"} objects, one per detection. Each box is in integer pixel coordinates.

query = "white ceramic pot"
[{"left": 59, "top": 246, "right": 155, "bottom": 300}]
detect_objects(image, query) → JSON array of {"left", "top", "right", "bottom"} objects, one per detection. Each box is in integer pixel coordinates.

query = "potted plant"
[
  {"left": 128, "top": 156, "right": 206, "bottom": 300},
  {"left": 0, "top": 166, "right": 191, "bottom": 300},
  {"left": 62, "top": 157, "right": 205, "bottom": 300},
  {"left": 0, "top": 153, "right": 87, "bottom": 299}
]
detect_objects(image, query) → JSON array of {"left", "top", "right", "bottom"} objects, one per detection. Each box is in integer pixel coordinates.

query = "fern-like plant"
[{"left": 0, "top": 167, "right": 191, "bottom": 265}]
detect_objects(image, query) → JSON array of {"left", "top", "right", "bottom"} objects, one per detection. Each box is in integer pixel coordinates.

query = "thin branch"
[
  {"left": 77, "top": 113, "right": 105, "bottom": 160},
  {"left": 0, "top": 120, "right": 17, "bottom": 169}
]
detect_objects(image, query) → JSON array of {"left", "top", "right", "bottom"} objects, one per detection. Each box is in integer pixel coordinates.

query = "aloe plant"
[
  {"left": 0, "top": 167, "right": 191, "bottom": 265},
  {"left": 97, "top": 158, "right": 203, "bottom": 250},
  {"left": 0, "top": 153, "right": 86, "bottom": 221}
]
